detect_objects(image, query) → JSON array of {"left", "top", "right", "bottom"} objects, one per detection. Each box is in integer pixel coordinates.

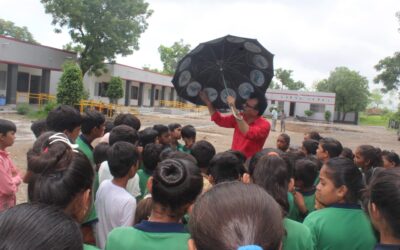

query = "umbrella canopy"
[{"left": 172, "top": 35, "right": 274, "bottom": 109}]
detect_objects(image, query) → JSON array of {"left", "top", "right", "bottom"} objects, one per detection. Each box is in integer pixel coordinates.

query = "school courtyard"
[{"left": 2, "top": 111, "right": 399, "bottom": 205}]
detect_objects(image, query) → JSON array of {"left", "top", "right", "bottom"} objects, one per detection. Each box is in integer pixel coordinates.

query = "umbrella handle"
[{"left": 230, "top": 105, "right": 243, "bottom": 121}]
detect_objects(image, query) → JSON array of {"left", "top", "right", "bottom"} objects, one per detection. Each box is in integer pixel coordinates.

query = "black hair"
[
  {"left": 0, "top": 118, "right": 16, "bottom": 135},
  {"left": 325, "top": 157, "right": 364, "bottom": 203},
  {"left": 0, "top": 203, "right": 83, "bottom": 250},
  {"left": 340, "top": 147, "right": 354, "bottom": 160},
  {"left": 109, "top": 125, "right": 139, "bottom": 146},
  {"left": 249, "top": 91, "right": 267, "bottom": 116},
  {"left": 93, "top": 142, "right": 110, "bottom": 166},
  {"left": 138, "top": 127, "right": 159, "bottom": 147},
  {"left": 113, "top": 113, "right": 141, "bottom": 131},
  {"left": 165, "top": 150, "right": 198, "bottom": 165},
  {"left": 277, "top": 133, "right": 290, "bottom": 151},
  {"left": 27, "top": 133, "right": 94, "bottom": 221},
  {"left": 302, "top": 139, "right": 319, "bottom": 155},
  {"left": 357, "top": 145, "right": 383, "bottom": 168},
  {"left": 252, "top": 155, "right": 290, "bottom": 214},
  {"left": 190, "top": 140, "right": 216, "bottom": 169},
  {"left": 225, "top": 149, "right": 247, "bottom": 175},
  {"left": 80, "top": 110, "right": 105, "bottom": 135},
  {"left": 305, "top": 131, "right": 323, "bottom": 141},
  {"left": 319, "top": 137, "right": 343, "bottom": 158},
  {"left": 189, "top": 182, "right": 284, "bottom": 250},
  {"left": 367, "top": 167, "right": 400, "bottom": 239},
  {"left": 30, "top": 119, "right": 47, "bottom": 138},
  {"left": 107, "top": 141, "right": 138, "bottom": 178},
  {"left": 153, "top": 124, "right": 169, "bottom": 137},
  {"left": 104, "top": 120, "right": 114, "bottom": 134},
  {"left": 294, "top": 159, "right": 318, "bottom": 188},
  {"left": 168, "top": 123, "right": 182, "bottom": 131},
  {"left": 181, "top": 125, "right": 196, "bottom": 139},
  {"left": 248, "top": 148, "right": 282, "bottom": 176},
  {"left": 46, "top": 105, "right": 82, "bottom": 133},
  {"left": 143, "top": 143, "right": 163, "bottom": 173},
  {"left": 134, "top": 197, "right": 153, "bottom": 225},
  {"left": 152, "top": 158, "right": 203, "bottom": 212},
  {"left": 209, "top": 152, "right": 242, "bottom": 184},
  {"left": 382, "top": 150, "right": 400, "bottom": 167}
]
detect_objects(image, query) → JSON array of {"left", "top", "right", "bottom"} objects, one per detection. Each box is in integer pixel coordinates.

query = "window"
[
  {"left": 278, "top": 101, "right": 284, "bottom": 111},
  {"left": 17, "top": 72, "right": 29, "bottom": 92},
  {"left": 130, "top": 86, "right": 138, "bottom": 100},
  {"left": 155, "top": 89, "right": 159, "bottom": 100},
  {"left": 97, "top": 82, "right": 108, "bottom": 97},
  {"left": 310, "top": 104, "right": 325, "bottom": 113}
]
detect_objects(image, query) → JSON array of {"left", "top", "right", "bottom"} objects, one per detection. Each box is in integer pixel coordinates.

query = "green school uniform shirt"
[
  {"left": 137, "top": 168, "right": 151, "bottom": 200},
  {"left": 303, "top": 204, "right": 377, "bottom": 250},
  {"left": 105, "top": 221, "right": 190, "bottom": 250},
  {"left": 287, "top": 192, "right": 297, "bottom": 220},
  {"left": 177, "top": 144, "right": 191, "bottom": 154},
  {"left": 83, "top": 244, "right": 99, "bottom": 250},
  {"left": 76, "top": 135, "right": 98, "bottom": 224},
  {"left": 288, "top": 189, "right": 316, "bottom": 222},
  {"left": 283, "top": 218, "right": 313, "bottom": 250}
]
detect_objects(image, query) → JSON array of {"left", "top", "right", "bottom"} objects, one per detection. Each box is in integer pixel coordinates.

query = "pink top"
[
  {"left": 0, "top": 150, "right": 22, "bottom": 212},
  {"left": 211, "top": 111, "right": 270, "bottom": 158}
]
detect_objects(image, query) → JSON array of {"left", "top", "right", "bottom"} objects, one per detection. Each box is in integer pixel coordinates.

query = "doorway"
[{"left": 289, "top": 102, "right": 296, "bottom": 116}]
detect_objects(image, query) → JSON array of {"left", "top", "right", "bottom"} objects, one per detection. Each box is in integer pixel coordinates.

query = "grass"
[{"left": 359, "top": 114, "right": 389, "bottom": 126}]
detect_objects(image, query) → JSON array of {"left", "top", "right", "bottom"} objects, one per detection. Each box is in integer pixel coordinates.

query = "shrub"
[
  {"left": 57, "top": 61, "right": 84, "bottom": 105},
  {"left": 304, "top": 110, "right": 314, "bottom": 117},
  {"left": 16, "top": 103, "right": 31, "bottom": 115},
  {"left": 106, "top": 77, "right": 124, "bottom": 104},
  {"left": 325, "top": 110, "right": 332, "bottom": 122}
]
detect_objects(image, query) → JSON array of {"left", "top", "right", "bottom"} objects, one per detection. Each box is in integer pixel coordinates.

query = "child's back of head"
[
  {"left": 189, "top": 182, "right": 284, "bottom": 250},
  {"left": 294, "top": 159, "right": 318, "bottom": 189},
  {"left": 190, "top": 140, "right": 216, "bottom": 170},
  {"left": 153, "top": 124, "right": 170, "bottom": 145},
  {"left": 302, "top": 139, "right": 319, "bottom": 155},
  {"left": 143, "top": 143, "right": 163, "bottom": 174},
  {"left": 93, "top": 142, "right": 110, "bottom": 167},
  {"left": 113, "top": 113, "right": 141, "bottom": 131},
  {"left": 109, "top": 125, "right": 139, "bottom": 146},
  {"left": 209, "top": 152, "right": 242, "bottom": 184},
  {"left": 107, "top": 141, "right": 138, "bottom": 178},
  {"left": 138, "top": 127, "right": 159, "bottom": 147},
  {"left": 30, "top": 119, "right": 47, "bottom": 138},
  {"left": 80, "top": 110, "right": 105, "bottom": 136},
  {"left": 46, "top": 105, "right": 81, "bottom": 135}
]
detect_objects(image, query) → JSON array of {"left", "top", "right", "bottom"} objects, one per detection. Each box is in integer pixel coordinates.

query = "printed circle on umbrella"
[
  {"left": 179, "top": 71, "right": 191, "bottom": 87},
  {"left": 203, "top": 88, "right": 218, "bottom": 103},
  {"left": 253, "top": 55, "right": 269, "bottom": 69},
  {"left": 238, "top": 82, "right": 254, "bottom": 99},
  {"left": 227, "top": 36, "right": 246, "bottom": 43},
  {"left": 244, "top": 42, "right": 262, "bottom": 53},
  {"left": 179, "top": 57, "right": 191, "bottom": 72},
  {"left": 250, "top": 70, "right": 265, "bottom": 86},
  {"left": 186, "top": 81, "right": 202, "bottom": 97},
  {"left": 190, "top": 44, "right": 204, "bottom": 54},
  {"left": 220, "top": 88, "right": 237, "bottom": 104}
]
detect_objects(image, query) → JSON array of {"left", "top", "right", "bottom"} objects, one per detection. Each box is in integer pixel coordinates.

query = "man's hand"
[
  {"left": 199, "top": 90, "right": 210, "bottom": 105},
  {"left": 226, "top": 95, "right": 235, "bottom": 107}
]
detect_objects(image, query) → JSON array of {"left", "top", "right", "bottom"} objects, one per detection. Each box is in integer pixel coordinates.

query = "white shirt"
[
  {"left": 95, "top": 180, "right": 136, "bottom": 249},
  {"left": 272, "top": 109, "right": 278, "bottom": 120},
  {"left": 98, "top": 161, "right": 141, "bottom": 198}
]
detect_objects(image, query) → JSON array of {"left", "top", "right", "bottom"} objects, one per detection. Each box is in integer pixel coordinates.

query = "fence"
[{"left": 159, "top": 100, "right": 207, "bottom": 113}]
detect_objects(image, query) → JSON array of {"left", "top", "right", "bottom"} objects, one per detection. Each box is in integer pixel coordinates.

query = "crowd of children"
[{"left": 0, "top": 104, "right": 400, "bottom": 250}]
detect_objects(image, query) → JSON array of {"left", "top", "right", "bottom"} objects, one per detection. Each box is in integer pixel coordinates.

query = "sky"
[{"left": 1, "top": 0, "right": 399, "bottom": 106}]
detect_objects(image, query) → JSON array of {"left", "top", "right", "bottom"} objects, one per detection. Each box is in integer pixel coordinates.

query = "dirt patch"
[{"left": 1, "top": 112, "right": 398, "bottom": 204}]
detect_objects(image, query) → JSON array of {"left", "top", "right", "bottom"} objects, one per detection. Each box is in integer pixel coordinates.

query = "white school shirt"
[
  {"left": 95, "top": 179, "right": 136, "bottom": 249},
  {"left": 98, "top": 161, "right": 141, "bottom": 198}
]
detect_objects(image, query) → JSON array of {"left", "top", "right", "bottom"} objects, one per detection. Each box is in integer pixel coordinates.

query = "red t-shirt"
[{"left": 211, "top": 111, "right": 270, "bottom": 158}]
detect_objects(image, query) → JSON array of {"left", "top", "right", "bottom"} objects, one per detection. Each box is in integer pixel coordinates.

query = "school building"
[
  {"left": 265, "top": 89, "right": 336, "bottom": 122},
  {"left": 0, "top": 35, "right": 178, "bottom": 107}
]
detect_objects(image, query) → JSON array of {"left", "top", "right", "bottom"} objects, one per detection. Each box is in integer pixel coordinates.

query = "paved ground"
[{"left": 1, "top": 112, "right": 398, "bottom": 204}]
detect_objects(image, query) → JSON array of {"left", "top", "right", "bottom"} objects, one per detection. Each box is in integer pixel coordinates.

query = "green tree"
[
  {"left": 158, "top": 39, "right": 191, "bottom": 75},
  {"left": 368, "top": 89, "right": 384, "bottom": 108},
  {"left": 275, "top": 68, "right": 305, "bottom": 90},
  {"left": 106, "top": 77, "right": 124, "bottom": 104},
  {"left": 374, "top": 52, "right": 400, "bottom": 92},
  {"left": 0, "top": 18, "right": 37, "bottom": 43},
  {"left": 41, "top": 0, "right": 153, "bottom": 76},
  {"left": 316, "top": 67, "right": 370, "bottom": 121},
  {"left": 57, "top": 61, "right": 84, "bottom": 105}
]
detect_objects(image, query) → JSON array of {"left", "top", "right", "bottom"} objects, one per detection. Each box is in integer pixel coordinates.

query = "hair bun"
[{"left": 157, "top": 159, "right": 187, "bottom": 187}]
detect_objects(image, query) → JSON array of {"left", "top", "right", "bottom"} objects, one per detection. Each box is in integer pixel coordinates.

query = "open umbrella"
[{"left": 172, "top": 35, "right": 274, "bottom": 109}]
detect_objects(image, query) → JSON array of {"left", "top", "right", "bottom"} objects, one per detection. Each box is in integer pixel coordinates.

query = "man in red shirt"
[{"left": 199, "top": 91, "right": 270, "bottom": 158}]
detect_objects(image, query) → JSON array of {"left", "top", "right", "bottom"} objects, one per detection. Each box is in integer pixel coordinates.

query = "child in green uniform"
[
  {"left": 27, "top": 133, "right": 99, "bottom": 250},
  {"left": 366, "top": 167, "right": 400, "bottom": 250},
  {"left": 208, "top": 151, "right": 243, "bottom": 185},
  {"left": 190, "top": 140, "right": 216, "bottom": 193},
  {"left": 252, "top": 155, "right": 314, "bottom": 250},
  {"left": 303, "top": 157, "right": 377, "bottom": 250},
  {"left": 188, "top": 182, "right": 284, "bottom": 250},
  {"left": 76, "top": 110, "right": 105, "bottom": 245},
  {"left": 153, "top": 124, "right": 171, "bottom": 149},
  {"left": 291, "top": 159, "right": 318, "bottom": 222},
  {"left": 354, "top": 145, "right": 383, "bottom": 185},
  {"left": 178, "top": 125, "right": 196, "bottom": 153},
  {"left": 105, "top": 158, "right": 203, "bottom": 250},
  {"left": 137, "top": 143, "right": 163, "bottom": 200},
  {"left": 168, "top": 123, "right": 182, "bottom": 151}
]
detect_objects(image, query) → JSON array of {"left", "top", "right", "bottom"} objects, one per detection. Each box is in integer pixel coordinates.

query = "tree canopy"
[
  {"left": 106, "top": 77, "right": 124, "bottom": 104},
  {"left": 41, "top": 0, "right": 153, "bottom": 76},
  {"left": 0, "top": 18, "right": 37, "bottom": 43},
  {"left": 368, "top": 89, "right": 384, "bottom": 109},
  {"left": 274, "top": 68, "right": 305, "bottom": 90},
  {"left": 316, "top": 67, "right": 370, "bottom": 120},
  {"left": 57, "top": 61, "right": 85, "bottom": 106},
  {"left": 158, "top": 39, "right": 191, "bottom": 75}
]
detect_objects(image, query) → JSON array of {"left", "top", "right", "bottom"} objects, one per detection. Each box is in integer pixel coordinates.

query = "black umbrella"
[{"left": 172, "top": 35, "right": 274, "bottom": 109}]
